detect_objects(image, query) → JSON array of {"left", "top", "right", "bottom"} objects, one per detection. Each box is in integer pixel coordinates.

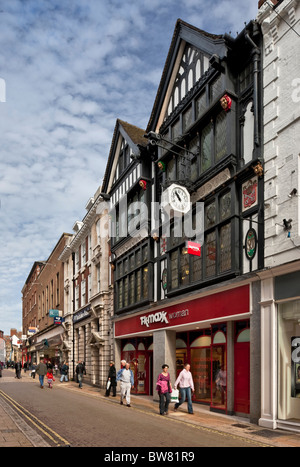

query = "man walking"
[
  {"left": 36, "top": 359, "right": 48, "bottom": 389},
  {"left": 60, "top": 361, "right": 69, "bottom": 382},
  {"left": 75, "top": 360, "right": 86, "bottom": 389},
  {"left": 117, "top": 362, "right": 134, "bottom": 407}
]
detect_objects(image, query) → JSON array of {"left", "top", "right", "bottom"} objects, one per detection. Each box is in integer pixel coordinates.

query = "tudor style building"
[{"left": 104, "top": 20, "right": 264, "bottom": 422}]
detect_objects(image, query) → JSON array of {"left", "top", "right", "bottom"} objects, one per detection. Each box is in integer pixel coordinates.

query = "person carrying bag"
[
  {"left": 156, "top": 364, "right": 172, "bottom": 415},
  {"left": 174, "top": 363, "right": 195, "bottom": 414}
]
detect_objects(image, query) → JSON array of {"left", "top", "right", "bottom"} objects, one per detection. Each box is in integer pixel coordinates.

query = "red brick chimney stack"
[{"left": 258, "top": 0, "right": 279, "bottom": 8}]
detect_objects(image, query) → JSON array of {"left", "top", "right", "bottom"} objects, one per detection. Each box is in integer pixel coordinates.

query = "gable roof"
[
  {"left": 102, "top": 119, "right": 146, "bottom": 194},
  {"left": 146, "top": 19, "right": 225, "bottom": 133}
]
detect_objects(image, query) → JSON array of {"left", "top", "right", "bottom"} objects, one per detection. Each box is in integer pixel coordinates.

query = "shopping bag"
[
  {"left": 170, "top": 388, "right": 179, "bottom": 404},
  {"left": 106, "top": 380, "right": 111, "bottom": 390}
]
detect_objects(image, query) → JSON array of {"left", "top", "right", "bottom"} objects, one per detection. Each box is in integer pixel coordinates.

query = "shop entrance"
[
  {"left": 234, "top": 325, "right": 250, "bottom": 414},
  {"left": 121, "top": 337, "right": 153, "bottom": 395},
  {"left": 176, "top": 325, "right": 227, "bottom": 411}
]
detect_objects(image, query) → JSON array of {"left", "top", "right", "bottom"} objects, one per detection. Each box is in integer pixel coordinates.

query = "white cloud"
[{"left": 0, "top": 0, "right": 259, "bottom": 335}]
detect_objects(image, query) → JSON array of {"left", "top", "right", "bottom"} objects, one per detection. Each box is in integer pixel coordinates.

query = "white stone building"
[
  {"left": 257, "top": 0, "right": 300, "bottom": 431},
  {"left": 59, "top": 186, "right": 113, "bottom": 387}
]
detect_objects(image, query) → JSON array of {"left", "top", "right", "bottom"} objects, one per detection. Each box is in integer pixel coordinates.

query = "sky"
[{"left": 0, "top": 0, "right": 259, "bottom": 336}]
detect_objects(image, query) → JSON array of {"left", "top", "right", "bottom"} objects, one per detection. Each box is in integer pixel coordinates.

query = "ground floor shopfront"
[
  {"left": 22, "top": 325, "right": 68, "bottom": 368},
  {"left": 260, "top": 264, "right": 300, "bottom": 432},
  {"left": 114, "top": 281, "right": 261, "bottom": 421}
]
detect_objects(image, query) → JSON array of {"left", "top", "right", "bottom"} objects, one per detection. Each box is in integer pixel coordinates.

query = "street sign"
[
  {"left": 54, "top": 317, "right": 64, "bottom": 325},
  {"left": 186, "top": 241, "right": 201, "bottom": 257},
  {"left": 49, "top": 309, "right": 62, "bottom": 317}
]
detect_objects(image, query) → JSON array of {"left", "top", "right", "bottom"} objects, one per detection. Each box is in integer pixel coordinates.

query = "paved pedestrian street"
[{"left": 1, "top": 369, "right": 300, "bottom": 450}]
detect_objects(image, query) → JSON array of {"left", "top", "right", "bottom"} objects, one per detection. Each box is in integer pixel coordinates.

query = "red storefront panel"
[{"left": 115, "top": 285, "right": 249, "bottom": 337}]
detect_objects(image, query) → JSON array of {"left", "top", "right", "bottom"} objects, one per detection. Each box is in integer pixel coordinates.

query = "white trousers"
[{"left": 120, "top": 382, "right": 132, "bottom": 404}]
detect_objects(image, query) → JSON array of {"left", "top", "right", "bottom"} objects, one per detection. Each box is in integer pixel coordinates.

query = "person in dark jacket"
[
  {"left": 36, "top": 359, "right": 48, "bottom": 388},
  {"left": 15, "top": 361, "right": 22, "bottom": 379},
  {"left": 75, "top": 360, "right": 86, "bottom": 388},
  {"left": 105, "top": 361, "right": 117, "bottom": 397},
  {"left": 60, "top": 361, "right": 69, "bottom": 382}
]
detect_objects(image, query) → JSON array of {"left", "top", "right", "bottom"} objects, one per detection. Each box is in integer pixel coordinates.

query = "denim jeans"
[
  {"left": 39, "top": 375, "right": 44, "bottom": 387},
  {"left": 175, "top": 387, "right": 193, "bottom": 414},
  {"left": 60, "top": 374, "right": 68, "bottom": 382},
  {"left": 159, "top": 392, "right": 171, "bottom": 414},
  {"left": 77, "top": 374, "right": 83, "bottom": 388}
]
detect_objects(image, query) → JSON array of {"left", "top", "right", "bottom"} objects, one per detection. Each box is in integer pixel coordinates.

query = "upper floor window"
[
  {"left": 114, "top": 136, "right": 133, "bottom": 182},
  {"left": 167, "top": 44, "right": 209, "bottom": 117}
]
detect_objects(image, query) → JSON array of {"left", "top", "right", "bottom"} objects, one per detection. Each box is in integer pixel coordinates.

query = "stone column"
[
  {"left": 153, "top": 330, "right": 176, "bottom": 400},
  {"left": 259, "top": 277, "right": 277, "bottom": 429}
]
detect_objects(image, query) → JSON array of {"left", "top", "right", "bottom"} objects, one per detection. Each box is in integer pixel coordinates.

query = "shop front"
[
  {"left": 260, "top": 268, "right": 300, "bottom": 431},
  {"left": 115, "top": 283, "right": 256, "bottom": 416},
  {"left": 35, "top": 326, "right": 65, "bottom": 366}
]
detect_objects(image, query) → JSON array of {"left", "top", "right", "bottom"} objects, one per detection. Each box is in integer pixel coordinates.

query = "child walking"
[{"left": 46, "top": 368, "right": 55, "bottom": 388}]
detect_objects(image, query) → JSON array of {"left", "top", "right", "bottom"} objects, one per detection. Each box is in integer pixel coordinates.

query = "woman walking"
[
  {"left": 105, "top": 361, "right": 117, "bottom": 397},
  {"left": 156, "top": 364, "right": 172, "bottom": 415}
]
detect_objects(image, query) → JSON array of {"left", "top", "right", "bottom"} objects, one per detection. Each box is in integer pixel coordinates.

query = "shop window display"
[{"left": 278, "top": 300, "right": 300, "bottom": 421}]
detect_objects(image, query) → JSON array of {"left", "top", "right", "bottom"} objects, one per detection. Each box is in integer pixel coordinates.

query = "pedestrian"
[
  {"left": 31, "top": 363, "right": 36, "bottom": 379},
  {"left": 117, "top": 361, "right": 134, "bottom": 407},
  {"left": 174, "top": 363, "right": 195, "bottom": 414},
  {"left": 60, "top": 361, "right": 69, "bottom": 382},
  {"left": 75, "top": 360, "right": 86, "bottom": 389},
  {"left": 15, "top": 361, "right": 22, "bottom": 379},
  {"left": 36, "top": 359, "right": 48, "bottom": 389},
  {"left": 156, "top": 364, "right": 172, "bottom": 415},
  {"left": 46, "top": 368, "right": 55, "bottom": 388},
  {"left": 105, "top": 361, "right": 117, "bottom": 397}
]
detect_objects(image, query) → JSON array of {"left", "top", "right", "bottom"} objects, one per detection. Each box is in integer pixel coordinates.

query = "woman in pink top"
[
  {"left": 156, "top": 364, "right": 172, "bottom": 415},
  {"left": 174, "top": 363, "right": 194, "bottom": 414}
]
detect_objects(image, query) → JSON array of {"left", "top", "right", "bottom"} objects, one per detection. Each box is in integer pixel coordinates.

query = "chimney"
[{"left": 258, "top": 0, "right": 279, "bottom": 8}]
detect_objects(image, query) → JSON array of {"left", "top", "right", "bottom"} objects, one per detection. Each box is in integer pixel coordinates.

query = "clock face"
[{"left": 170, "top": 185, "right": 190, "bottom": 213}]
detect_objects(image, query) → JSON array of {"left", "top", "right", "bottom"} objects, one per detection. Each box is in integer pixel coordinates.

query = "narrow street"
[{"left": 0, "top": 369, "right": 277, "bottom": 449}]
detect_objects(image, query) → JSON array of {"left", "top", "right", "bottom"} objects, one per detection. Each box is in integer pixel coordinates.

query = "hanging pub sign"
[
  {"left": 245, "top": 228, "right": 257, "bottom": 260},
  {"left": 242, "top": 177, "right": 258, "bottom": 212},
  {"left": 186, "top": 241, "right": 201, "bottom": 257}
]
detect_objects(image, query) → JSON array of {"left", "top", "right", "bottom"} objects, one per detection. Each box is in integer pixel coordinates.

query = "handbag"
[
  {"left": 170, "top": 388, "right": 179, "bottom": 404},
  {"left": 106, "top": 380, "right": 111, "bottom": 390}
]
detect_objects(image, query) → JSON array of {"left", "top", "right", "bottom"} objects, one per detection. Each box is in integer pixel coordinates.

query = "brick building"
[{"left": 22, "top": 233, "right": 72, "bottom": 365}]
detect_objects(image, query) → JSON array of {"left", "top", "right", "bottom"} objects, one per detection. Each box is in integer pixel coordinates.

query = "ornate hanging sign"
[
  {"left": 245, "top": 228, "right": 257, "bottom": 260},
  {"left": 242, "top": 177, "right": 258, "bottom": 212}
]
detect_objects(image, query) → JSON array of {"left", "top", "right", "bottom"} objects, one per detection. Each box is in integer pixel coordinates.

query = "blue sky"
[{"left": 0, "top": 0, "right": 258, "bottom": 335}]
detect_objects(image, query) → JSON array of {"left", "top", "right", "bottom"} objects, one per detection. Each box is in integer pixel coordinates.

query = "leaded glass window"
[
  {"left": 215, "top": 112, "right": 227, "bottom": 161},
  {"left": 205, "top": 201, "right": 216, "bottom": 229},
  {"left": 196, "top": 92, "right": 206, "bottom": 120},
  {"left": 220, "top": 223, "right": 231, "bottom": 272},
  {"left": 192, "top": 254, "right": 202, "bottom": 282},
  {"left": 183, "top": 105, "right": 193, "bottom": 132},
  {"left": 171, "top": 250, "right": 179, "bottom": 289},
  {"left": 206, "top": 231, "right": 216, "bottom": 277},
  {"left": 220, "top": 191, "right": 231, "bottom": 221},
  {"left": 201, "top": 122, "right": 212, "bottom": 173},
  {"left": 180, "top": 246, "right": 190, "bottom": 286}
]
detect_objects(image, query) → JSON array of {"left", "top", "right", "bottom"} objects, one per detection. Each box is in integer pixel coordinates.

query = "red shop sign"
[{"left": 115, "top": 285, "right": 249, "bottom": 337}]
